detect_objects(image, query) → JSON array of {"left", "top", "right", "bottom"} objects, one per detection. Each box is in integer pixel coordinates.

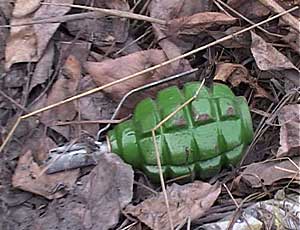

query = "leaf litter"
[{"left": 0, "top": 0, "right": 300, "bottom": 229}]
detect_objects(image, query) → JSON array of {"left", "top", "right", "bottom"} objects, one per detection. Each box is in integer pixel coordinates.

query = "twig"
[
  {"left": 274, "top": 166, "right": 298, "bottom": 174},
  {"left": 0, "top": 12, "right": 105, "bottom": 28},
  {"left": 0, "top": 6, "right": 298, "bottom": 153},
  {"left": 41, "top": 2, "right": 166, "bottom": 25},
  {"left": 214, "top": 0, "right": 284, "bottom": 38},
  {"left": 0, "top": 90, "right": 28, "bottom": 113},
  {"left": 54, "top": 117, "right": 129, "bottom": 126},
  {"left": 257, "top": 0, "right": 300, "bottom": 33},
  {"left": 151, "top": 79, "right": 205, "bottom": 229}
]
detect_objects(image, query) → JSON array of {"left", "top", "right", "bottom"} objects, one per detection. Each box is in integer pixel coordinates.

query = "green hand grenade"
[{"left": 107, "top": 82, "right": 253, "bottom": 182}]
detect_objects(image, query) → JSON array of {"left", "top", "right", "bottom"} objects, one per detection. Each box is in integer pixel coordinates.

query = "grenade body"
[{"left": 108, "top": 82, "right": 253, "bottom": 182}]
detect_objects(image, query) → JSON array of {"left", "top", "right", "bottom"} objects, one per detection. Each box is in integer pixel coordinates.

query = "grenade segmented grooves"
[{"left": 108, "top": 82, "right": 253, "bottom": 182}]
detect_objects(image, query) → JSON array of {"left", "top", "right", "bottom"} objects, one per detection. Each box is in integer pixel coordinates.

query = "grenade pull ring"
[{"left": 46, "top": 68, "right": 199, "bottom": 174}]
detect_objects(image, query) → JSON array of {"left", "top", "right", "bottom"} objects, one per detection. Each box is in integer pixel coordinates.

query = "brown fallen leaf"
[
  {"left": 209, "top": 26, "right": 252, "bottom": 48},
  {"left": 277, "top": 104, "right": 300, "bottom": 158},
  {"left": 66, "top": 0, "right": 129, "bottom": 47},
  {"left": 80, "top": 153, "right": 133, "bottom": 230},
  {"left": 12, "top": 147, "right": 79, "bottom": 199},
  {"left": 149, "top": 0, "right": 211, "bottom": 72},
  {"left": 239, "top": 157, "right": 300, "bottom": 188},
  {"left": 227, "top": 0, "right": 270, "bottom": 19},
  {"left": 5, "top": 16, "right": 39, "bottom": 70},
  {"left": 168, "top": 12, "right": 237, "bottom": 35},
  {"left": 29, "top": 41, "right": 54, "bottom": 91},
  {"left": 40, "top": 55, "right": 81, "bottom": 139},
  {"left": 214, "top": 62, "right": 274, "bottom": 100},
  {"left": 125, "top": 181, "right": 221, "bottom": 230},
  {"left": 84, "top": 49, "right": 190, "bottom": 109},
  {"left": 78, "top": 75, "right": 117, "bottom": 136},
  {"left": 13, "top": 0, "right": 40, "bottom": 18},
  {"left": 251, "top": 32, "right": 298, "bottom": 71},
  {"left": 34, "top": 153, "right": 134, "bottom": 229},
  {"left": 250, "top": 32, "right": 300, "bottom": 87},
  {"left": 5, "top": 0, "right": 73, "bottom": 70},
  {"left": 0, "top": 11, "right": 8, "bottom": 61},
  {"left": 33, "top": 0, "right": 73, "bottom": 58}
]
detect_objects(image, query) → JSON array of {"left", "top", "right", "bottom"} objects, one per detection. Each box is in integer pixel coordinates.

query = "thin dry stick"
[
  {"left": 274, "top": 166, "right": 298, "bottom": 174},
  {"left": 0, "top": 6, "right": 298, "bottom": 153},
  {"left": 214, "top": 0, "right": 283, "bottom": 38},
  {"left": 55, "top": 117, "right": 129, "bottom": 126},
  {"left": 0, "top": 12, "right": 105, "bottom": 28},
  {"left": 257, "top": 0, "right": 300, "bottom": 33},
  {"left": 0, "top": 90, "right": 28, "bottom": 112},
  {"left": 151, "top": 79, "right": 205, "bottom": 229},
  {"left": 41, "top": 2, "right": 166, "bottom": 25}
]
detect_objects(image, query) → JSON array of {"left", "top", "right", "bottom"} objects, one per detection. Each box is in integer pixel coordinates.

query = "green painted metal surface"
[{"left": 108, "top": 82, "right": 253, "bottom": 182}]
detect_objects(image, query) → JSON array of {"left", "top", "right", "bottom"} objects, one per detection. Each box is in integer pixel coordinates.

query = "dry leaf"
[
  {"left": 33, "top": 153, "right": 133, "bottom": 229},
  {"left": 29, "top": 41, "right": 54, "bottom": 91},
  {"left": 168, "top": 12, "right": 237, "bottom": 34},
  {"left": 12, "top": 145, "right": 79, "bottom": 199},
  {"left": 149, "top": 0, "right": 211, "bottom": 71},
  {"left": 227, "top": 0, "right": 270, "bottom": 19},
  {"left": 5, "top": 16, "right": 39, "bottom": 70},
  {"left": 251, "top": 32, "right": 298, "bottom": 71},
  {"left": 78, "top": 75, "right": 117, "bottom": 136},
  {"left": 40, "top": 153, "right": 133, "bottom": 230},
  {"left": 13, "top": 0, "right": 40, "bottom": 18},
  {"left": 125, "top": 181, "right": 221, "bottom": 230},
  {"left": 277, "top": 104, "right": 300, "bottom": 157},
  {"left": 250, "top": 32, "right": 300, "bottom": 87},
  {"left": 5, "top": 0, "right": 73, "bottom": 70},
  {"left": 66, "top": 0, "right": 129, "bottom": 47},
  {"left": 40, "top": 55, "right": 81, "bottom": 139},
  {"left": 0, "top": 11, "right": 8, "bottom": 61},
  {"left": 209, "top": 26, "right": 251, "bottom": 48},
  {"left": 33, "top": 0, "right": 73, "bottom": 58},
  {"left": 240, "top": 157, "right": 300, "bottom": 188},
  {"left": 84, "top": 49, "right": 190, "bottom": 109},
  {"left": 214, "top": 62, "right": 273, "bottom": 100}
]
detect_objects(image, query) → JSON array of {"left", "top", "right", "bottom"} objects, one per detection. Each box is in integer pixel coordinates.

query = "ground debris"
[
  {"left": 277, "top": 104, "right": 300, "bottom": 157},
  {"left": 125, "top": 181, "right": 221, "bottom": 230}
]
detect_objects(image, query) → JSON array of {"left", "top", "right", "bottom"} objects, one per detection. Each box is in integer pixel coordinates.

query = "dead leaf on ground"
[
  {"left": 13, "top": 0, "right": 40, "bottom": 18},
  {"left": 168, "top": 12, "right": 237, "bottom": 35},
  {"left": 66, "top": 0, "right": 129, "bottom": 48},
  {"left": 277, "top": 104, "right": 300, "bottom": 158},
  {"left": 0, "top": 10, "right": 8, "bottom": 63},
  {"left": 29, "top": 41, "right": 54, "bottom": 91},
  {"left": 125, "top": 181, "right": 221, "bottom": 230},
  {"left": 84, "top": 49, "right": 191, "bottom": 109},
  {"left": 0, "top": 1, "right": 13, "bottom": 19},
  {"left": 33, "top": 0, "right": 73, "bottom": 58},
  {"left": 250, "top": 32, "right": 300, "bottom": 87},
  {"left": 149, "top": 0, "right": 212, "bottom": 72},
  {"left": 209, "top": 26, "right": 252, "bottom": 48},
  {"left": 78, "top": 75, "right": 116, "bottom": 136},
  {"left": 40, "top": 55, "right": 81, "bottom": 139},
  {"left": 5, "top": 0, "right": 73, "bottom": 70},
  {"left": 227, "top": 0, "right": 270, "bottom": 19},
  {"left": 35, "top": 153, "right": 134, "bottom": 230},
  {"left": 12, "top": 137, "right": 79, "bottom": 199},
  {"left": 5, "top": 16, "right": 39, "bottom": 70},
  {"left": 239, "top": 157, "right": 300, "bottom": 188},
  {"left": 214, "top": 62, "right": 274, "bottom": 100}
]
